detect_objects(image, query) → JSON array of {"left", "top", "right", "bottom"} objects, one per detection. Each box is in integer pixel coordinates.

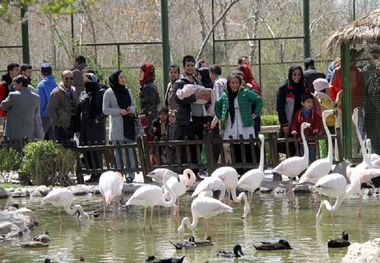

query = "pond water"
[{"left": 1, "top": 191, "right": 380, "bottom": 263}]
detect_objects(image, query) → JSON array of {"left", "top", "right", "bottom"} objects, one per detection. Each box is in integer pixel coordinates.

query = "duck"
[
  {"left": 328, "top": 231, "right": 350, "bottom": 248},
  {"left": 144, "top": 255, "right": 185, "bottom": 263},
  {"left": 216, "top": 244, "right": 244, "bottom": 258},
  {"left": 32, "top": 230, "right": 50, "bottom": 243},
  {"left": 254, "top": 239, "right": 292, "bottom": 250},
  {"left": 169, "top": 235, "right": 212, "bottom": 249}
]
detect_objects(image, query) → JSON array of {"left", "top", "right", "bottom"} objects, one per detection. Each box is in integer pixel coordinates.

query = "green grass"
[
  {"left": 0, "top": 183, "right": 22, "bottom": 189},
  {"left": 261, "top": 114, "right": 279, "bottom": 125}
]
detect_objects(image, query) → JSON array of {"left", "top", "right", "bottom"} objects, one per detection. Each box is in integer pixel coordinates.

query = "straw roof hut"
[{"left": 324, "top": 7, "right": 380, "bottom": 53}]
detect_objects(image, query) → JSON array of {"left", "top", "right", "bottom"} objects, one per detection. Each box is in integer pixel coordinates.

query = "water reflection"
[{"left": 0, "top": 192, "right": 379, "bottom": 262}]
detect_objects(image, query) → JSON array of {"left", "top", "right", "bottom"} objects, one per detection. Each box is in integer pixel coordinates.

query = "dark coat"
[
  {"left": 173, "top": 75, "right": 201, "bottom": 126},
  {"left": 303, "top": 67, "right": 326, "bottom": 93},
  {"left": 77, "top": 85, "right": 106, "bottom": 145}
]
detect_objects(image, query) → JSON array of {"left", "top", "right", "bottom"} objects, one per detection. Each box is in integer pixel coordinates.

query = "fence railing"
[{"left": 74, "top": 129, "right": 342, "bottom": 184}]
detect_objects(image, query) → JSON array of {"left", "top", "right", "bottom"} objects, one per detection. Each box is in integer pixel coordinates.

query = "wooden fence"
[{"left": 75, "top": 129, "right": 342, "bottom": 184}]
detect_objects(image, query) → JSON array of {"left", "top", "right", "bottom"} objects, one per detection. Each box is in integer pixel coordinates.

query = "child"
[
  {"left": 291, "top": 92, "right": 322, "bottom": 162},
  {"left": 151, "top": 107, "right": 169, "bottom": 164},
  {"left": 166, "top": 109, "right": 178, "bottom": 164},
  {"left": 313, "top": 78, "right": 335, "bottom": 158}
]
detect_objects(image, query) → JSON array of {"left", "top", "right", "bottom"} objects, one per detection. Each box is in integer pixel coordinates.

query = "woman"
[
  {"left": 276, "top": 64, "right": 306, "bottom": 156},
  {"left": 103, "top": 70, "right": 136, "bottom": 183},
  {"left": 211, "top": 72, "right": 262, "bottom": 164},
  {"left": 77, "top": 73, "right": 106, "bottom": 183},
  {"left": 138, "top": 63, "right": 160, "bottom": 134}
]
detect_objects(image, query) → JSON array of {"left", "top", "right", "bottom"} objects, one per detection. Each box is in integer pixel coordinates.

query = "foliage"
[
  {"left": 0, "top": 148, "right": 22, "bottom": 172},
  {"left": 261, "top": 114, "right": 279, "bottom": 125},
  {"left": 0, "top": 183, "right": 22, "bottom": 188},
  {"left": 20, "top": 140, "right": 76, "bottom": 186}
]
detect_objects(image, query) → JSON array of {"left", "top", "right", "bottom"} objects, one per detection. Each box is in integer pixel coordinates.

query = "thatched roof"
[{"left": 324, "top": 7, "right": 380, "bottom": 53}]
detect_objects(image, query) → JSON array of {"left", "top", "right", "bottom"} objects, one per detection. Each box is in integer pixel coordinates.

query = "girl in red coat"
[{"left": 290, "top": 92, "right": 322, "bottom": 162}]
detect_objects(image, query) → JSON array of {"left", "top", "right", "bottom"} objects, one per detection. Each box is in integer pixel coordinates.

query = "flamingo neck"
[
  {"left": 231, "top": 189, "right": 250, "bottom": 218},
  {"left": 182, "top": 216, "right": 198, "bottom": 232},
  {"left": 354, "top": 117, "right": 370, "bottom": 165},
  {"left": 162, "top": 174, "right": 177, "bottom": 207},
  {"left": 64, "top": 205, "right": 77, "bottom": 215},
  {"left": 322, "top": 196, "right": 344, "bottom": 212},
  {"left": 258, "top": 136, "right": 265, "bottom": 172},
  {"left": 301, "top": 126, "right": 309, "bottom": 161},
  {"left": 323, "top": 114, "right": 333, "bottom": 163}
]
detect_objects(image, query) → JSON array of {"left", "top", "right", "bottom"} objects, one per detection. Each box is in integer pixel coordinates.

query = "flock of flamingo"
[{"left": 41, "top": 107, "right": 380, "bottom": 261}]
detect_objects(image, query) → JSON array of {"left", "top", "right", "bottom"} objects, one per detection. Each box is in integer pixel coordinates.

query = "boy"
[{"left": 291, "top": 92, "right": 322, "bottom": 161}]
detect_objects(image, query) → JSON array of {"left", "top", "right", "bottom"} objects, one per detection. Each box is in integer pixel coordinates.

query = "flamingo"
[
  {"left": 300, "top": 110, "right": 335, "bottom": 184},
  {"left": 237, "top": 134, "right": 265, "bottom": 197},
  {"left": 177, "top": 195, "right": 233, "bottom": 241},
  {"left": 125, "top": 171, "right": 177, "bottom": 229},
  {"left": 162, "top": 169, "right": 196, "bottom": 215},
  {"left": 272, "top": 122, "right": 311, "bottom": 197},
  {"left": 42, "top": 188, "right": 89, "bottom": 223},
  {"left": 365, "top": 138, "right": 380, "bottom": 168},
  {"left": 98, "top": 171, "right": 124, "bottom": 221},
  {"left": 191, "top": 176, "right": 226, "bottom": 200},
  {"left": 312, "top": 173, "right": 347, "bottom": 225},
  {"left": 211, "top": 166, "right": 250, "bottom": 218},
  {"left": 147, "top": 168, "right": 179, "bottom": 185}
]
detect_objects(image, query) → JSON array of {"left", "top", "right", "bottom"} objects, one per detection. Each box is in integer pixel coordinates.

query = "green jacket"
[{"left": 215, "top": 87, "right": 263, "bottom": 130}]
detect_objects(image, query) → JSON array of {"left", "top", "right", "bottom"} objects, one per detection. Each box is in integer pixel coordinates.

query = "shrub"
[
  {"left": 0, "top": 148, "right": 22, "bottom": 172},
  {"left": 261, "top": 115, "right": 280, "bottom": 125},
  {"left": 20, "top": 141, "right": 76, "bottom": 186}
]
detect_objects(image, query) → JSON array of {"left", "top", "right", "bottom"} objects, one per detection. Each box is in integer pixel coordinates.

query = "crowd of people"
[{"left": 0, "top": 48, "right": 379, "bottom": 182}]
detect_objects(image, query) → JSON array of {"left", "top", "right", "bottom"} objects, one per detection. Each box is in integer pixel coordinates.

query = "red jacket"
[
  {"left": 0, "top": 82, "right": 8, "bottom": 117},
  {"left": 291, "top": 108, "right": 322, "bottom": 137}
]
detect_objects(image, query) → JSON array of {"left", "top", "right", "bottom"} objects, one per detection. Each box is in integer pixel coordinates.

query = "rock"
[
  {"left": 294, "top": 184, "right": 310, "bottom": 193},
  {"left": 0, "top": 187, "right": 8, "bottom": 199},
  {"left": 11, "top": 189, "right": 26, "bottom": 198},
  {"left": 272, "top": 186, "right": 286, "bottom": 194},
  {"left": 69, "top": 185, "right": 89, "bottom": 196},
  {"left": 30, "top": 190, "right": 42, "bottom": 197},
  {"left": 342, "top": 238, "right": 380, "bottom": 263},
  {"left": 0, "top": 222, "right": 22, "bottom": 238},
  {"left": 259, "top": 186, "right": 271, "bottom": 193},
  {"left": 35, "top": 185, "right": 50, "bottom": 196},
  {"left": 122, "top": 183, "right": 142, "bottom": 194},
  {"left": 0, "top": 208, "right": 37, "bottom": 233},
  {"left": 20, "top": 241, "right": 49, "bottom": 248}
]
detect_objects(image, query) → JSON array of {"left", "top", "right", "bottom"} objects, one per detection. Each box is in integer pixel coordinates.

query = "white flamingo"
[
  {"left": 300, "top": 110, "right": 335, "bottom": 184},
  {"left": 312, "top": 173, "right": 347, "bottom": 225},
  {"left": 211, "top": 166, "right": 250, "bottom": 218},
  {"left": 237, "top": 134, "right": 265, "bottom": 197},
  {"left": 42, "top": 188, "right": 89, "bottom": 223},
  {"left": 98, "top": 171, "right": 124, "bottom": 221},
  {"left": 365, "top": 138, "right": 380, "bottom": 168},
  {"left": 192, "top": 176, "right": 226, "bottom": 200},
  {"left": 163, "top": 169, "right": 197, "bottom": 215},
  {"left": 272, "top": 122, "right": 311, "bottom": 197},
  {"left": 147, "top": 168, "right": 179, "bottom": 184},
  {"left": 125, "top": 171, "right": 177, "bottom": 229},
  {"left": 177, "top": 195, "right": 233, "bottom": 242}
]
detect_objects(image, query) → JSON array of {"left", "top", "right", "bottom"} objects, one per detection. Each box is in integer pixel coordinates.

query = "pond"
[{"left": 1, "top": 190, "right": 380, "bottom": 263}]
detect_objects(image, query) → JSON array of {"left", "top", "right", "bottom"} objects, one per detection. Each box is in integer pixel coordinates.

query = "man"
[
  {"left": 303, "top": 58, "right": 326, "bottom": 93},
  {"left": 164, "top": 64, "right": 180, "bottom": 111},
  {"left": 1, "top": 63, "right": 20, "bottom": 92},
  {"left": 238, "top": 55, "right": 250, "bottom": 65},
  {"left": 173, "top": 55, "right": 210, "bottom": 141},
  {"left": 0, "top": 75, "right": 41, "bottom": 143},
  {"left": 37, "top": 63, "right": 58, "bottom": 140},
  {"left": 72, "top": 55, "right": 87, "bottom": 98},
  {"left": 47, "top": 70, "right": 79, "bottom": 144},
  {"left": 209, "top": 64, "right": 227, "bottom": 99},
  {"left": 20, "top": 63, "right": 36, "bottom": 92}
]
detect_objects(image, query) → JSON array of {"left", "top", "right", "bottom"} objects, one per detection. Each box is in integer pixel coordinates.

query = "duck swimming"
[
  {"left": 328, "top": 231, "right": 350, "bottom": 248},
  {"left": 216, "top": 244, "right": 244, "bottom": 258},
  {"left": 32, "top": 230, "right": 50, "bottom": 243},
  {"left": 169, "top": 236, "right": 212, "bottom": 249},
  {"left": 254, "top": 239, "right": 292, "bottom": 250},
  {"left": 144, "top": 255, "right": 185, "bottom": 263}
]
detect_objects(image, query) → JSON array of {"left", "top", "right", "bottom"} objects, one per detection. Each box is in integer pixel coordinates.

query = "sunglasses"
[{"left": 64, "top": 77, "right": 74, "bottom": 80}]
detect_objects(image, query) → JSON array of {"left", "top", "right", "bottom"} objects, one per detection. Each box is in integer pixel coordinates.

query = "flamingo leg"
[
  {"left": 59, "top": 208, "right": 63, "bottom": 224},
  {"left": 103, "top": 199, "right": 107, "bottom": 220},
  {"left": 287, "top": 179, "right": 293, "bottom": 199},
  {"left": 112, "top": 201, "right": 116, "bottom": 223},
  {"left": 204, "top": 219, "right": 209, "bottom": 239},
  {"left": 150, "top": 207, "right": 154, "bottom": 230},
  {"left": 143, "top": 208, "right": 147, "bottom": 230},
  {"left": 358, "top": 194, "right": 362, "bottom": 218}
]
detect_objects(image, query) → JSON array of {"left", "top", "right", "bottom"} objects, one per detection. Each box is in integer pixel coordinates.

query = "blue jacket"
[{"left": 37, "top": 75, "right": 58, "bottom": 117}]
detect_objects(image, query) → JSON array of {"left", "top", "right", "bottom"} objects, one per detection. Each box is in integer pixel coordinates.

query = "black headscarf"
[
  {"left": 226, "top": 73, "right": 242, "bottom": 127},
  {"left": 287, "top": 64, "right": 304, "bottom": 89},
  {"left": 287, "top": 64, "right": 306, "bottom": 117},
  {"left": 108, "top": 70, "right": 135, "bottom": 140}
]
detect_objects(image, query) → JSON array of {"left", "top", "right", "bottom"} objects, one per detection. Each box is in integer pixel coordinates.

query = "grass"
[{"left": 0, "top": 183, "right": 22, "bottom": 189}]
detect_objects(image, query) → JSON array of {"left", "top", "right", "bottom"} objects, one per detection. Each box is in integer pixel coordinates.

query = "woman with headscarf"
[
  {"left": 211, "top": 72, "right": 262, "bottom": 164},
  {"left": 103, "top": 70, "right": 136, "bottom": 183},
  {"left": 77, "top": 73, "right": 106, "bottom": 183},
  {"left": 138, "top": 63, "right": 160, "bottom": 134},
  {"left": 276, "top": 64, "right": 306, "bottom": 157}
]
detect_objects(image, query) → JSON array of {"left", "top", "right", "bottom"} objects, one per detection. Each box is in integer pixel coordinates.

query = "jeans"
[
  {"left": 54, "top": 126, "right": 74, "bottom": 145},
  {"left": 299, "top": 143, "right": 317, "bottom": 162},
  {"left": 112, "top": 139, "right": 136, "bottom": 180}
]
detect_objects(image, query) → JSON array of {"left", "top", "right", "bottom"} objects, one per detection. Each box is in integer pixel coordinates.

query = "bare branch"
[{"left": 196, "top": 0, "right": 240, "bottom": 60}]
